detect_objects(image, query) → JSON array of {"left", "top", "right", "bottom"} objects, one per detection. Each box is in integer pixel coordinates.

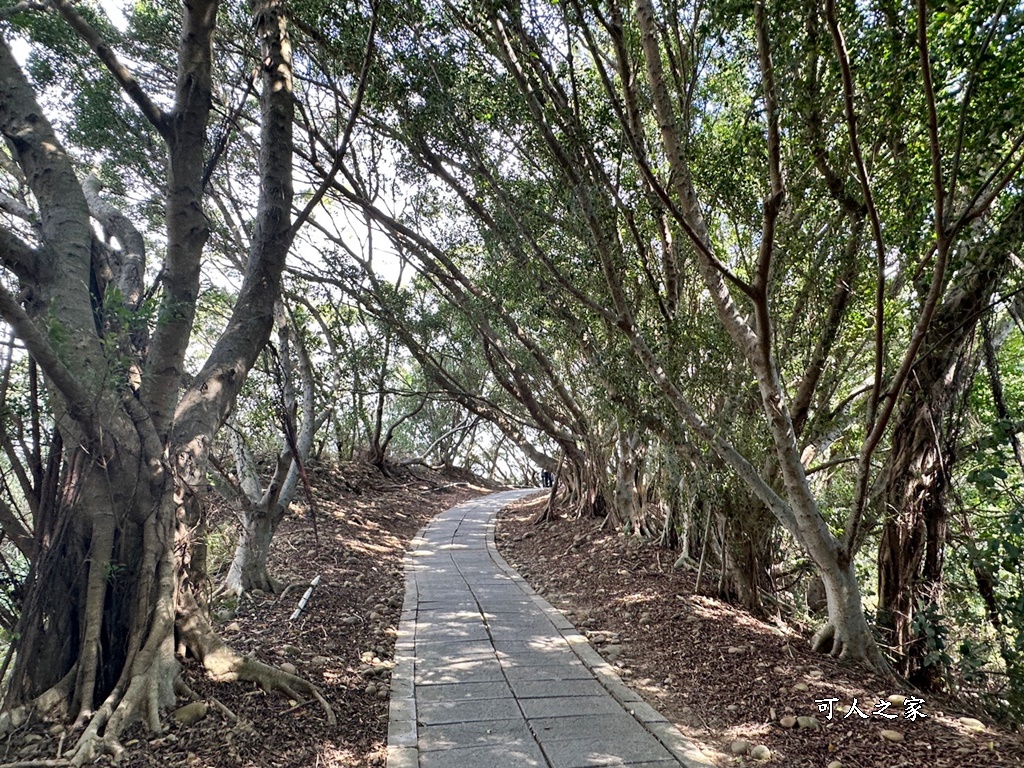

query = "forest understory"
[
  {"left": 1, "top": 468, "right": 1022, "bottom": 767},
  {"left": 497, "top": 496, "right": 1024, "bottom": 768},
  {"left": 0, "top": 462, "right": 489, "bottom": 768}
]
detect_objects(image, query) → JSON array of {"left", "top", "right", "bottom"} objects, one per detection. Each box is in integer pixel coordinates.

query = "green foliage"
[{"left": 910, "top": 599, "right": 953, "bottom": 671}]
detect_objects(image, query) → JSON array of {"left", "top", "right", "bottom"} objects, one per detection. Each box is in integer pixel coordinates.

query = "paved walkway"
[{"left": 387, "top": 489, "right": 714, "bottom": 768}]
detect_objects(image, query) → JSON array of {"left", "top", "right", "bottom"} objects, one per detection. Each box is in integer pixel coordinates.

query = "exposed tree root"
[
  {"left": 810, "top": 621, "right": 837, "bottom": 655},
  {"left": 811, "top": 621, "right": 896, "bottom": 681},
  {"left": 66, "top": 647, "right": 179, "bottom": 766},
  {"left": 216, "top": 571, "right": 284, "bottom": 600},
  {"left": 178, "top": 592, "right": 336, "bottom": 725},
  {"left": 208, "top": 696, "right": 242, "bottom": 724},
  {"left": 2, "top": 592, "right": 331, "bottom": 767}
]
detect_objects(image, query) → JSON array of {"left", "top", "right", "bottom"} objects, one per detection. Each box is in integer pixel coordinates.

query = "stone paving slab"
[
  {"left": 418, "top": 696, "right": 524, "bottom": 725},
  {"left": 419, "top": 741, "right": 547, "bottom": 768},
  {"left": 387, "top": 489, "right": 716, "bottom": 768}
]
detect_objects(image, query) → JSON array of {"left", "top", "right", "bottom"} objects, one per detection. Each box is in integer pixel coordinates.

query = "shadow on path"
[{"left": 387, "top": 490, "right": 715, "bottom": 768}]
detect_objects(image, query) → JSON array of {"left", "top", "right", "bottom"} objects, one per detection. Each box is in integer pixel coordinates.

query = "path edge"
[
  {"left": 386, "top": 526, "right": 426, "bottom": 768},
  {"left": 484, "top": 513, "right": 717, "bottom": 768},
  {"left": 386, "top": 490, "right": 717, "bottom": 768}
]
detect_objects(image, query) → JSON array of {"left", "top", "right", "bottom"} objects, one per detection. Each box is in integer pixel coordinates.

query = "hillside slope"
[
  {"left": 496, "top": 496, "right": 1024, "bottom": 768},
  {"left": 3, "top": 462, "right": 492, "bottom": 767}
]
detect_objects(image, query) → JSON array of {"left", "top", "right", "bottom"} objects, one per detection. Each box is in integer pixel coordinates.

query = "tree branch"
[
  {"left": 49, "top": 0, "right": 169, "bottom": 138},
  {"left": 0, "top": 224, "right": 39, "bottom": 281},
  {"left": 916, "top": 0, "right": 946, "bottom": 236},
  {"left": 0, "top": 284, "right": 97, "bottom": 434},
  {"left": 825, "top": 0, "right": 887, "bottom": 430}
]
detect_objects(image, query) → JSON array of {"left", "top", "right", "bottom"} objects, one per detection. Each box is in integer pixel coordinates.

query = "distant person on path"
[{"left": 541, "top": 469, "right": 554, "bottom": 488}]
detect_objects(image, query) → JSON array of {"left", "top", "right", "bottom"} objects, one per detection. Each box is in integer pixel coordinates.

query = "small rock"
[
  {"left": 780, "top": 716, "right": 798, "bottom": 728},
  {"left": 959, "top": 717, "right": 985, "bottom": 732},
  {"left": 605, "top": 645, "right": 623, "bottom": 662},
  {"left": 880, "top": 729, "right": 904, "bottom": 743},
  {"left": 172, "top": 702, "right": 208, "bottom": 726},
  {"left": 376, "top": 687, "right": 389, "bottom": 700},
  {"left": 250, "top": 589, "right": 266, "bottom": 598},
  {"left": 773, "top": 666, "right": 787, "bottom": 674},
  {"left": 727, "top": 646, "right": 745, "bottom": 654},
  {"left": 7, "top": 710, "right": 27, "bottom": 729},
  {"left": 730, "top": 739, "right": 750, "bottom": 755},
  {"left": 887, "top": 694, "right": 907, "bottom": 707},
  {"left": 369, "top": 611, "right": 382, "bottom": 621},
  {"left": 827, "top": 762, "right": 843, "bottom": 768},
  {"left": 769, "top": 707, "right": 777, "bottom": 720},
  {"left": 797, "top": 716, "right": 820, "bottom": 729},
  {"left": 343, "top": 616, "right": 361, "bottom": 625},
  {"left": 793, "top": 682, "right": 809, "bottom": 692},
  {"left": 365, "top": 683, "right": 377, "bottom": 696},
  {"left": 225, "top": 621, "right": 241, "bottom": 633},
  {"left": 726, "top": 704, "right": 740, "bottom": 712},
  {"left": 807, "top": 669, "right": 824, "bottom": 678},
  {"left": 311, "top": 655, "right": 330, "bottom": 667},
  {"left": 750, "top": 745, "right": 771, "bottom": 760},
  {"left": 280, "top": 662, "right": 298, "bottom": 675}
]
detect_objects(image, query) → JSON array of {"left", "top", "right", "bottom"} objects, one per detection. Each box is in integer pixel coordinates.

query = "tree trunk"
[
  {"left": 224, "top": 501, "right": 286, "bottom": 595},
  {"left": 877, "top": 385, "right": 956, "bottom": 686},
  {"left": 0, "top": 1, "right": 340, "bottom": 760},
  {"left": 223, "top": 306, "right": 320, "bottom": 596},
  {"left": 877, "top": 198, "right": 1024, "bottom": 685},
  {"left": 717, "top": 496, "right": 775, "bottom": 615},
  {"left": 812, "top": 557, "right": 880, "bottom": 664}
]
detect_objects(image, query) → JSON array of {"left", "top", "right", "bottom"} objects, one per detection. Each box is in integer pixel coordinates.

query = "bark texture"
[
  {"left": 877, "top": 197, "right": 1024, "bottom": 685},
  {"left": 0, "top": 1, "right": 319, "bottom": 760}
]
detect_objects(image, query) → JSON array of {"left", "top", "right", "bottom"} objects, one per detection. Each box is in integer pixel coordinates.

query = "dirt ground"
[
  {"left": 1, "top": 462, "right": 492, "bottom": 768},
  {"left": 495, "top": 495, "right": 1024, "bottom": 768}
]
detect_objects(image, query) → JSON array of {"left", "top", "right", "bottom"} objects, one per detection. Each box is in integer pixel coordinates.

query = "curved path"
[{"left": 387, "top": 489, "right": 714, "bottom": 768}]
